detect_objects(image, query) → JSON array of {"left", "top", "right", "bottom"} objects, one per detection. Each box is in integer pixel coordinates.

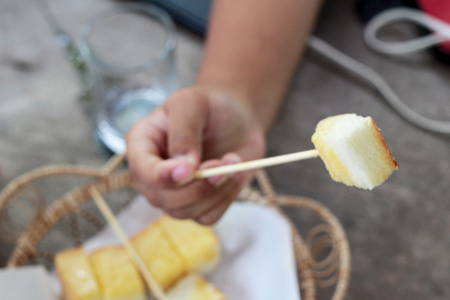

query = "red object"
[{"left": 417, "top": 0, "right": 450, "bottom": 53}]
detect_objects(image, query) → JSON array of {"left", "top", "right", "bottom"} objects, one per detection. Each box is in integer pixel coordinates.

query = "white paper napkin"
[{"left": 0, "top": 266, "right": 57, "bottom": 300}]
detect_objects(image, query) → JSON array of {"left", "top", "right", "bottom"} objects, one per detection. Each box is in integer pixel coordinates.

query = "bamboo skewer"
[
  {"left": 195, "top": 149, "right": 320, "bottom": 178},
  {"left": 89, "top": 187, "right": 168, "bottom": 300}
]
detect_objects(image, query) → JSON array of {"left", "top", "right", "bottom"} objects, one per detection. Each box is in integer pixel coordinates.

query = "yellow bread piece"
[
  {"left": 55, "top": 247, "right": 101, "bottom": 300},
  {"left": 159, "top": 215, "right": 220, "bottom": 273},
  {"left": 312, "top": 114, "right": 398, "bottom": 190},
  {"left": 131, "top": 218, "right": 187, "bottom": 290},
  {"left": 166, "top": 273, "right": 227, "bottom": 300},
  {"left": 89, "top": 247, "right": 146, "bottom": 300}
]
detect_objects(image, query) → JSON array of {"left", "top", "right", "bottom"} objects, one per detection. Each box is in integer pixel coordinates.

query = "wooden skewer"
[
  {"left": 195, "top": 149, "right": 320, "bottom": 178},
  {"left": 89, "top": 187, "right": 168, "bottom": 300}
]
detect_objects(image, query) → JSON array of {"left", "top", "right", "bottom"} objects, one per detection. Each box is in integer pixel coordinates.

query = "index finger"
[{"left": 126, "top": 109, "right": 195, "bottom": 188}]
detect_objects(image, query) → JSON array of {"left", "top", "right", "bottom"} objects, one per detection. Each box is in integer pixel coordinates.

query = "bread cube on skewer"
[
  {"left": 197, "top": 113, "right": 398, "bottom": 189},
  {"left": 312, "top": 113, "right": 398, "bottom": 190}
]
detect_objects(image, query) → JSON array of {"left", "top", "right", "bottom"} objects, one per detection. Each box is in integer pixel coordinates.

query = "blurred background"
[{"left": 1, "top": 0, "right": 450, "bottom": 298}]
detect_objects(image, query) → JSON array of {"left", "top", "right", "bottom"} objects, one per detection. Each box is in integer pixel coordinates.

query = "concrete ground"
[{"left": 1, "top": 0, "right": 450, "bottom": 299}]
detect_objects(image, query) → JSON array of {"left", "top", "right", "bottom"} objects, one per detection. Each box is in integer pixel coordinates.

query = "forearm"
[{"left": 197, "top": 0, "right": 323, "bottom": 132}]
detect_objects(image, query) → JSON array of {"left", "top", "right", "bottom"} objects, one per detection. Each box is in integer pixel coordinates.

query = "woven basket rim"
[{"left": 0, "top": 156, "right": 350, "bottom": 300}]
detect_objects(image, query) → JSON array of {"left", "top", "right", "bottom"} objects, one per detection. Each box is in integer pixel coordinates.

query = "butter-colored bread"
[
  {"left": 159, "top": 216, "right": 220, "bottom": 273},
  {"left": 166, "top": 273, "right": 227, "bottom": 300},
  {"left": 55, "top": 247, "right": 101, "bottom": 300},
  {"left": 131, "top": 219, "right": 187, "bottom": 290},
  {"left": 89, "top": 246, "right": 145, "bottom": 300},
  {"left": 311, "top": 114, "right": 398, "bottom": 190}
]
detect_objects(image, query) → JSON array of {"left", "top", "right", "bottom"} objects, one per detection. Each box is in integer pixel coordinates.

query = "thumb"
[{"left": 166, "top": 90, "right": 209, "bottom": 164}]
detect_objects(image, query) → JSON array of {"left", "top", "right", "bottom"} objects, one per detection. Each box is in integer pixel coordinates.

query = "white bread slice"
[
  {"left": 89, "top": 246, "right": 146, "bottom": 300},
  {"left": 311, "top": 114, "right": 398, "bottom": 190},
  {"left": 131, "top": 218, "right": 187, "bottom": 290},
  {"left": 159, "top": 215, "right": 220, "bottom": 273},
  {"left": 166, "top": 273, "right": 226, "bottom": 300},
  {"left": 55, "top": 247, "right": 101, "bottom": 300}
]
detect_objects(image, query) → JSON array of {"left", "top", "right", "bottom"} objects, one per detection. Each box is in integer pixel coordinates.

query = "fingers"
[
  {"left": 166, "top": 90, "right": 209, "bottom": 162},
  {"left": 169, "top": 174, "right": 245, "bottom": 225},
  {"left": 128, "top": 90, "right": 209, "bottom": 193},
  {"left": 165, "top": 158, "right": 236, "bottom": 215},
  {"left": 139, "top": 153, "right": 247, "bottom": 224},
  {"left": 201, "top": 159, "right": 229, "bottom": 188},
  {"left": 164, "top": 178, "right": 236, "bottom": 219},
  {"left": 162, "top": 171, "right": 246, "bottom": 225},
  {"left": 126, "top": 110, "right": 196, "bottom": 191},
  {"left": 142, "top": 154, "right": 240, "bottom": 209},
  {"left": 196, "top": 181, "right": 243, "bottom": 225},
  {"left": 126, "top": 86, "right": 263, "bottom": 225}
]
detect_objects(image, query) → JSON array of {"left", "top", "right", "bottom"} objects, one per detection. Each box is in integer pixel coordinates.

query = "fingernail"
[{"left": 172, "top": 163, "right": 193, "bottom": 184}]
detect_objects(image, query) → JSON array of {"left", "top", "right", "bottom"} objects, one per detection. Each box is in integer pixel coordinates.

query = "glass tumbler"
[{"left": 80, "top": 3, "right": 177, "bottom": 154}]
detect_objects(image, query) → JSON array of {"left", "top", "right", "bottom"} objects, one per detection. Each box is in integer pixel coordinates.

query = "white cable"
[
  {"left": 307, "top": 35, "right": 450, "bottom": 134},
  {"left": 364, "top": 7, "right": 450, "bottom": 55}
]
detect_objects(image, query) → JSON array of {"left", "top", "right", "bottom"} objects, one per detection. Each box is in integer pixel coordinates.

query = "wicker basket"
[{"left": 0, "top": 154, "right": 350, "bottom": 300}]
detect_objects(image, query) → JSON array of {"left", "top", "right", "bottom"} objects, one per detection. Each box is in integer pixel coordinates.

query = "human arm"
[
  {"left": 198, "top": 0, "right": 323, "bottom": 132},
  {"left": 126, "top": 0, "right": 323, "bottom": 224}
]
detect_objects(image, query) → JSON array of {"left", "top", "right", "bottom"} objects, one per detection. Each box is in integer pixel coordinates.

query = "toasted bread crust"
[{"left": 368, "top": 117, "right": 399, "bottom": 170}]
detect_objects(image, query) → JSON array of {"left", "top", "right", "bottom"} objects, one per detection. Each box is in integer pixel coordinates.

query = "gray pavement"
[{"left": 1, "top": 0, "right": 450, "bottom": 299}]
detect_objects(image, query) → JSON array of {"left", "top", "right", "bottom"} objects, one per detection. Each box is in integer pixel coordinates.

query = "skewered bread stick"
[
  {"left": 195, "top": 150, "right": 320, "bottom": 178},
  {"left": 131, "top": 218, "right": 187, "bottom": 291},
  {"left": 196, "top": 114, "right": 398, "bottom": 190},
  {"left": 89, "top": 187, "right": 168, "bottom": 300}
]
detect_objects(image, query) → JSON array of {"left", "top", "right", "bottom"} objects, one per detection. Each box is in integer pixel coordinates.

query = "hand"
[{"left": 126, "top": 86, "right": 265, "bottom": 225}]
